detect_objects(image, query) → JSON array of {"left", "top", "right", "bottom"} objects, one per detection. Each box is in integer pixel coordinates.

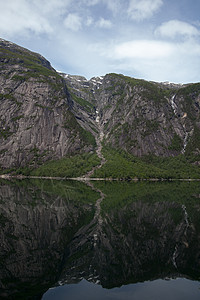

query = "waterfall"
[
  {"left": 170, "top": 94, "right": 178, "bottom": 115},
  {"left": 181, "top": 132, "right": 189, "bottom": 154}
]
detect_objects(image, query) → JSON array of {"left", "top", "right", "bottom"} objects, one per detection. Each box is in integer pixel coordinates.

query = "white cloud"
[
  {"left": 105, "top": 0, "right": 122, "bottom": 15},
  {"left": 64, "top": 13, "right": 82, "bottom": 31},
  {"left": 128, "top": 0, "right": 163, "bottom": 21},
  {"left": 83, "top": 0, "right": 100, "bottom": 6},
  {"left": 83, "top": 0, "right": 121, "bottom": 14},
  {"left": 113, "top": 40, "right": 173, "bottom": 59},
  {"left": 33, "top": 0, "right": 70, "bottom": 16},
  {"left": 0, "top": 0, "right": 71, "bottom": 37},
  {"left": 86, "top": 16, "right": 94, "bottom": 26},
  {"left": 155, "top": 20, "right": 200, "bottom": 39},
  {"left": 96, "top": 18, "right": 112, "bottom": 29},
  {"left": 89, "top": 38, "right": 200, "bottom": 83}
]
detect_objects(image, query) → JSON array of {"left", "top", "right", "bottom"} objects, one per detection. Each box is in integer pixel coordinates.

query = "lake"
[{"left": 0, "top": 179, "right": 200, "bottom": 299}]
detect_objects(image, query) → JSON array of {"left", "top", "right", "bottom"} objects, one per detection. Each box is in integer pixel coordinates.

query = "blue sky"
[{"left": 0, "top": 0, "right": 200, "bottom": 83}]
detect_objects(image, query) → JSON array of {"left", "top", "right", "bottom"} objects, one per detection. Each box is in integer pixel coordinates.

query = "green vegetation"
[
  {"left": 177, "top": 83, "right": 200, "bottom": 120},
  {"left": 2, "top": 178, "right": 98, "bottom": 205},
  {"left": 30, "top": 152, "right": 101, "bottom": 177},
  {"left": 63, "top": 109, "right": 96, "bottom": 147},
  {"left": 69, "top": 88, "right": 95, "bottom": 113},
  {"left": 93, "top": 180, "right": 200, "bottom": 213},
  {"left": 0, "top": 126, "right": 13, "bottom": 140},
  {"left": 92, "top": 147, "right": 200, "bottom": 179},
  {"left": 33, "top": 179, "right": 99, "bottom": 206},
  {"left": 108, "top": 73, "right": 172, "bottom": 103},
  {"left": 0, "top": 93, "right": 15, "bottom": 101},
  {"left": 11, "top": 115, "right": 24, "bottom": 122},
  {"left": 168, "top": 133, "right": 183, "bottom": 151},
  {"left": 143, "top": 119, "right": 160, "bottom": 136},
  {"left": 0, "top": 45, "right": 65, "bottom": 99},
  {"left": 3, "top": 146, "right": 199, "bottom": 179},
  {"left": 0, "top": 46, "right": 60, "bottom": 79},
  {"left": 185, "top": 126, "right": 200, "bottom": 155}
]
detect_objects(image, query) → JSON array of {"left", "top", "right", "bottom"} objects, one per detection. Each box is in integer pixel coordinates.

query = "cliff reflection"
[
  {"left": 0, "top": 179, "right": 98, "bottom": 299},
  {"left": 0, "top": 180, "right": 200, "bottom": 299}
]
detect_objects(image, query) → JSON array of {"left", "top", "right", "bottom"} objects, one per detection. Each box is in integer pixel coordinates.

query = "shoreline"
[{"left": 0, "top": 174, "right": 200, "bottom": 182}]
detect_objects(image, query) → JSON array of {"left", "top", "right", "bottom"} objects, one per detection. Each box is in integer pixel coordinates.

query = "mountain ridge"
[{"left": 0, "top": 38, "right": 200, "bottom": 178}]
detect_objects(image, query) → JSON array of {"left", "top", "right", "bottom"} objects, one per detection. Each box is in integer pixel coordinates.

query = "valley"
[{"left": 0, "top": 38, "right": 200, "bottom": 179}]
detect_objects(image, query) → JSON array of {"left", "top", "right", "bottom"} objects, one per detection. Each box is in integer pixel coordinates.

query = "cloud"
[
  {"left": 96, "top": 18, "right": 112, "bottom": 29},
  {"left": 0, "top": 0, "right": 71, "bottom": 37},
  {"left": 86, "top": 17, "right": 94, "bottom": 26},
  {"left": 89, "top": 38, "right": 200, "bottom": 83},
  {"left": 105, "top": 0, "right": 122, "bottom": 15},
  {"left": 113, "top": 40, "right": 173, "bottom": 59},
  {"left": 1, "top": 0, "right": 200, "bottom": 85},
  {"left": 155, "top": 20, "right": 200, "bottom": 39},
  {"left": 33, "top": 0, "right": 70, "bottom": 16},
  {"left": 128, "top": 0, "right": 163, "bottom": 21},
  {"left": 83, "top": 0, "right": 122, "bottom": 13},
  {"left": 83, "top": 0, "right": 100, "bottom": 6},
  {"left": 64, "top": 13, "right": 82, "bottom": 31}
]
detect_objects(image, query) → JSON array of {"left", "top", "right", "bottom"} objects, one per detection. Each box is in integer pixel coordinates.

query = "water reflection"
[
  {"left": 0, "top": 179, "right": 200, "bottom": 299},
  {"left": 43, "top": 278, "right": 200, "bottom": 300}
]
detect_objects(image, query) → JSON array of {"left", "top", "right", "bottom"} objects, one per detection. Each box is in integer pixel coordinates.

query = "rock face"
[
  {"left": 0, "top": 39, "right": 95, "bottom": 169},
  {"left": 0, "top": 38, "right": 200, "bottom": 169},
  {"left": 63, "top": 73, "right": 200, "bottom": 157}
]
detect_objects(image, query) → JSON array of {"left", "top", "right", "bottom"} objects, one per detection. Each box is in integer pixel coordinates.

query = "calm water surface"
[
  {"left": 43, "top": 278, "right": 200, "bottom": 300},
  {"left": 0, "top": 179, "right": 200, "bottom": 299}
]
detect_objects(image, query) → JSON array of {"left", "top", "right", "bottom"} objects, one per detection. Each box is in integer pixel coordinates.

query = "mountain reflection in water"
[{"left": 0, "top": 179, "right": 200, "bottom": 299}]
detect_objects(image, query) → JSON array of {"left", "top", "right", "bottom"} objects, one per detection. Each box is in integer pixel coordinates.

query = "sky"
[{"left": 0, "top": 0, "right": 200, "bottom": 83}]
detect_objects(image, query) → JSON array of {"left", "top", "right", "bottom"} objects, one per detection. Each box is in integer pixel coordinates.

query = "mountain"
[
  {"left": 0, "top": 38, "right": 200, "bottom": 178},
  {"left": 61, "top": 72, "right": 200, "bottom": 157},
  {"left": 0, "top": 38, "right": 96, "bottom": 170}
]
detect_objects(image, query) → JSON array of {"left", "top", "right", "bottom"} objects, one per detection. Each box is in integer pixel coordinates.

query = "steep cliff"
[
  {"left": 62, "top": 73, "right": 200, "bottom": 157},
  {"left": 0, "top": 39, "right": 95, "bottom": 170}
]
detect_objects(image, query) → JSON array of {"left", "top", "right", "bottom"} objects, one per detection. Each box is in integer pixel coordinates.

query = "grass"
[
  {"left": 92, "top": 146, "right": 200, "bottom": 179},
  {"left": 30, "top": 152, "right": 101, "bottom": 178}
]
